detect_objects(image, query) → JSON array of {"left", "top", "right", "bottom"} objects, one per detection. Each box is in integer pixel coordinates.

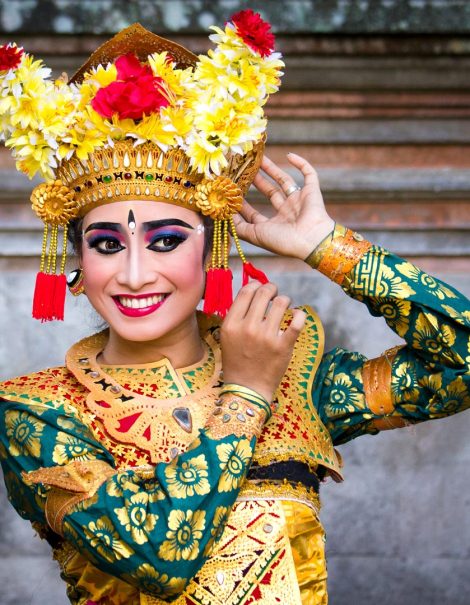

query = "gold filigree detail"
[
  {"left": 66, "top": 325, "right": 223, "bottom": 465},
  {"left": 31, "top": 179, "right": 77, "bottom": 226},
  {"left": 194, "top": 177, "right": 243, "bottom": 219}
]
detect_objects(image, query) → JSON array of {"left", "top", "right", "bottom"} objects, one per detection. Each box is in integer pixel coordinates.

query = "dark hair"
[{"left": 67, "top": 213, "right": 214, "bottom": 259}]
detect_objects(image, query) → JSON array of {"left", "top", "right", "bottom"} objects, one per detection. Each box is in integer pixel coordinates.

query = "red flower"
[
  {"left": 91, "top": 54, "right": 169, "bottom": 121},
  {"left": 0, "top": 44, "right": 24, "bottom": 71},
  {"left": 231, "top": 10, "right": 275, "bottom": 58}
]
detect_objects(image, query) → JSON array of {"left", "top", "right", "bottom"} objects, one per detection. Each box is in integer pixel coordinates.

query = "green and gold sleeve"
[
  {"left": 0, "top": 393, "right": 267, "bottom": 599},
  {"left": 309, "top": 225, "right": 470, "bottom": 445}
]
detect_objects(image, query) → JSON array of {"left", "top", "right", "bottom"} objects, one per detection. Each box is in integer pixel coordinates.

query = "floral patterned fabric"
[
  {"left": 0, "top": 396, "right": 260, "bottom": 599},
  {"left": 314, "top": 246, "right": 470, "bottom": 444},
  {"left": 0, "top": 244, "right": 468, "bottom": 603}
]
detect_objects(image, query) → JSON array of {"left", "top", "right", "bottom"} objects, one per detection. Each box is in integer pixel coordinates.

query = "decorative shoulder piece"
[
  {"left": 0, "top": 10, "right": 283, "bottom": 321},
  {"left": 305, "top": 224, "right": 372, "bottom": 285}
]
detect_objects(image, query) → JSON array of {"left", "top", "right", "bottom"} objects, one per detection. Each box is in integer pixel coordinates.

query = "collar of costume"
[
  {"left": 66, "top": 317, "right": 223, "bottom": 464},
  {"left": 0, "top": 11, "right": 283, "bottom": 321}
]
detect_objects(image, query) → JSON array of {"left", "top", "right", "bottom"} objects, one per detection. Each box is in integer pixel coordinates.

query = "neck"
[{"left": 99, "top": 313, "right": 204, "bottom": 368}]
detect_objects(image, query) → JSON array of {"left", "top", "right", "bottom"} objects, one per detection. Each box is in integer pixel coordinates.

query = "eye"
[
  {"left": 147, "top": 232, "right": 187, "bottom": 252},
  {"left": 86, "top": 236, "right": 125, "bottom": 255}
]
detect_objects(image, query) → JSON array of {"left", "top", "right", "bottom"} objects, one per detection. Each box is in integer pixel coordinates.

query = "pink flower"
[
  {"left": 0, "top": 44, "right": 24, "bottom": 71},
  {"left": 231, "top": 10, "right": 275, "bottom": 58},
  {"left": 91, "top": 54, "right": 169, "bottom": 120}
]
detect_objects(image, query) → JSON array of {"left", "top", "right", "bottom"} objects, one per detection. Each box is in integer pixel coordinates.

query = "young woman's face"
[{"left": 81, "top": 200, "right": 206, "bottom": 343}]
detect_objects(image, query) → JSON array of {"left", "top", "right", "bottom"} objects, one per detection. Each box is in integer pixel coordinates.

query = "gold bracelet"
[
  {"left": 307, "top": 224, "right": 372, "bottom": 285},
  {"left": 220, "top": 383, "right": 272, "bottom": 417}
]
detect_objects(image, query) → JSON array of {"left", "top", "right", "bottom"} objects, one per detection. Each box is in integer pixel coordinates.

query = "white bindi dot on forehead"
[
  {"left": 196, "top": 224, "right": 205, "bottom": 234},
  {"left": 128, "top": 209, "right": 136, "bottom": 231}
]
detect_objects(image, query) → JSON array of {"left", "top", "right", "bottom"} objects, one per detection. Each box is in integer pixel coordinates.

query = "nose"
[{"left": 115, "top": 244, "right": 159, "bottom": 292}]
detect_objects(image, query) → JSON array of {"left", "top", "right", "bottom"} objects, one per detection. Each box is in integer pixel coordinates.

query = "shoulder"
[{"left": 0, "top": 366, "right": 86, "bottom": 413}]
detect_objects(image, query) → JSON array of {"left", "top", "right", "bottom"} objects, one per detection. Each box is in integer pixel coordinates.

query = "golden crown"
[{"left": 0, "top": 10, "right": 283, "bottom": 320}]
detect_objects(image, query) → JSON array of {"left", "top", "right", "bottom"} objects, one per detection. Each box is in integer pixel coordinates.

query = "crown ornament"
[{"left": 0, "top": 10, "right": 283, "bottom": 320}]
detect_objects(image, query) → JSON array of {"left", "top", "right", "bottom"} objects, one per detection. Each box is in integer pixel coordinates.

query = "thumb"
[{"left": 283, "top": 308, "right": 306, "bottom": 344}]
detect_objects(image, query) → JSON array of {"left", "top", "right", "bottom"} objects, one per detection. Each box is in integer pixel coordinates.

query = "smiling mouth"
[{"left": 113, "top": 293, "right": 169, "bottom": 317}]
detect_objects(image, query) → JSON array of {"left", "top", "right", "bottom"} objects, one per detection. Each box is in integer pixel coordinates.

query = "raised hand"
[{"left": 233, "top": 153, "right": 334, "bottom": 260}]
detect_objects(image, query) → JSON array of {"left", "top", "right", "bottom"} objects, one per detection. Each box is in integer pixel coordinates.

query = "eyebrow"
[
  {"left": 143, "top": 219, "right": 195, "bottom": 232},
  {"left": 84, "top": 222, "right": 123, "bottom": 234}
]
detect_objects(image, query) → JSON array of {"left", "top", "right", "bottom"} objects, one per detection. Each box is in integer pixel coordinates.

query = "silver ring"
[{"left": 285, "top": 184, "right": 301, "bottom": 197}]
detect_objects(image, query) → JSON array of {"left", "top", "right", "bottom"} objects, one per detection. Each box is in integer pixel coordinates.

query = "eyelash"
[
  {"left": 85, "top": 232, "right": 188, "bottom": 255},
  {"left": 147, "top": 232, "right": 188, "bottom": 252},
  {"left": 86, "top": 235, "right": 124, "bottom": 255}
]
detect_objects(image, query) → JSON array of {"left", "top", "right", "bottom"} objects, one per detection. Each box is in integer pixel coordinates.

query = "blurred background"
[{"left": 0, "top": 1, "right": 469, "bottom": 603}]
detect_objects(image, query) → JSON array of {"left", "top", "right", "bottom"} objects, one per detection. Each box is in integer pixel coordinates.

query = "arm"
[
  {"left": 0, "top": 392, "right": 268, "bottom": 598},
  {"left": 232, "top": 153, "right": 469, "bottom": 445},
  {"left": 0, "top": 281, "right": 305, "bottom": 598},
  {"left": 308, "top": 225, "right": 470, "bottom": 444}
]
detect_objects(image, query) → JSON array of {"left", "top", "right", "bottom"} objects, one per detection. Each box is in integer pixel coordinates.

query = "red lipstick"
[{"left": 113, "top": 293, "right": 168, "bottom": 317}]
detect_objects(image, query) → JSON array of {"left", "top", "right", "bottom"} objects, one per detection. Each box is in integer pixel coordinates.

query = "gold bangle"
[
  {"left": 313, "top": 224, "right": 372, "bottom": 285},
  {"left": 220, "top": 383, "right": 272, "bottom": 417},
  {"left": 304, "top": 226, "right": 335, "bottom": 269}
]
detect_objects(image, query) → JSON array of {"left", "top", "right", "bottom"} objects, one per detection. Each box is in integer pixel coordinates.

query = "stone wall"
[{"left": 0, "top": 1, "right": 469, "bottom": 604}]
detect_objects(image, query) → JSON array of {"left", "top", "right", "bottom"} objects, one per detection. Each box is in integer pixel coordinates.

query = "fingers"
[
  {"left": 238, "top": 199, "right": 269, "bottom": 224},
  {"left": 286, "top": 152, "right": 320, "bottom": 187},
  {"left": 283, "top": 308, "right": 307, "bottom": 344},
  {"left": 253, "top": 173, "right": 286, "bottom": 210},
  {"left": 260, "top": 156, "right": 298, "bottom": 195}
]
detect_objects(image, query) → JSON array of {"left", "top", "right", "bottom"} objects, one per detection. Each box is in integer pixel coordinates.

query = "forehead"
[{"left": 82, "top": 200, "right": 203, "bottom": 227}]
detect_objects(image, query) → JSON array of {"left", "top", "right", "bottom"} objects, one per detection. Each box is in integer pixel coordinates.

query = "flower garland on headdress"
[{"left": 0, "top": 10, "right": 283, "bottom": 320}]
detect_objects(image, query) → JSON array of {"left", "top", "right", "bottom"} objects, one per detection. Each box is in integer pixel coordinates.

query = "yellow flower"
[
  {"left": 148, "top": 51, "right": 195, "bottom": 98},
  {"left": 204, "top": 505, "right": 230, "bottom": 555},
  {"left": 6, "top": 129, "right": 56, "bottom": 179},
  {"left": 186, "top": 134, "right": 228, "bottom": 175},
  {"left": 5, "top": 410, "right": 44, "bottom": 457},
  {"left": 216, "top": 438, "right": 253, "bottom": 492},
  {"left": 114, "top": 492, "right": 159, "bottom": 545},
  {"left": 158, "top": 509, "right": 206, "bottom": 561},
  {"left": 127, "top": 563, "right": 186, "bottom": 597},
  {"left": 126, "top": 113, "right": 177, "bottom": 149},
  {"left": 165, "top": 453, "right": 211, "bottom": 499},
  {"left": 84, "top": 516, "right": 134, "bottom": 562},
  {"left": 52, "top": 432, "right": 94, "bottom": 464}
]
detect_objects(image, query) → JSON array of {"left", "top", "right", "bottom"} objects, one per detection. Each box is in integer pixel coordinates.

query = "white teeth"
[{"left": 118, "top": 295, "right": 165, "bottom": 309}]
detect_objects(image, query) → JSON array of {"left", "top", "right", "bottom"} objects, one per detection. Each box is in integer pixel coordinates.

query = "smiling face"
[{"left": 81, "top": 200, "right": 206, "bottom": 348}]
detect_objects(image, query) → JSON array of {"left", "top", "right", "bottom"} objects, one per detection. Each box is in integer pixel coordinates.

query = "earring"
[{"left": 66, "top": 268, "right": 85, "bottom": 296}]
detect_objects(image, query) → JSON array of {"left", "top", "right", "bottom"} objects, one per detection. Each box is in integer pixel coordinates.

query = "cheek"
[
  {"left": 171, "top": 240, "right": 205, "bottom": 291},
  {"left": 81, "top": 250, "right": 114, "bottom": 294}
]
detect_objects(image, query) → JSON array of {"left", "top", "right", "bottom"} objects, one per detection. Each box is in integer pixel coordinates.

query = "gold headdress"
[{"left": 0, "top": 11, "right": 284, "bottom": 320}]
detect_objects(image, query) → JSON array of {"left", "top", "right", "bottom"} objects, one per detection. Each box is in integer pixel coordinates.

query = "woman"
[{"left": 0, "top": 11, "right": 469, "bottom": 605}]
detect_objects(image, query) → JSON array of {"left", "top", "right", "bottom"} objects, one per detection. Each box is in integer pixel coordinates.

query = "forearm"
[{"left": 309, "top": 225, "right": 470, "bottom": 442}]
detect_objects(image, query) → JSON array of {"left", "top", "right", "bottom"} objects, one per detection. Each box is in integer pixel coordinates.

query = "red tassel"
[
  {"left": 203, "top": 268, "right": 233, "bottom": 318},
  {"left": 203, "top": 268, "right": 218, "bottom": 316},
  {"left": 32, "top": 272, "right": 66, "bottom": 322},
  {"left": 219, "top": 268, "right": 233, "bottom": 318},
  {"left": 242, "top": 261, "right": 269, "bottom": 286},
  {"left": 51, "top": 273, "right": 66, "bottom": 321}
]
